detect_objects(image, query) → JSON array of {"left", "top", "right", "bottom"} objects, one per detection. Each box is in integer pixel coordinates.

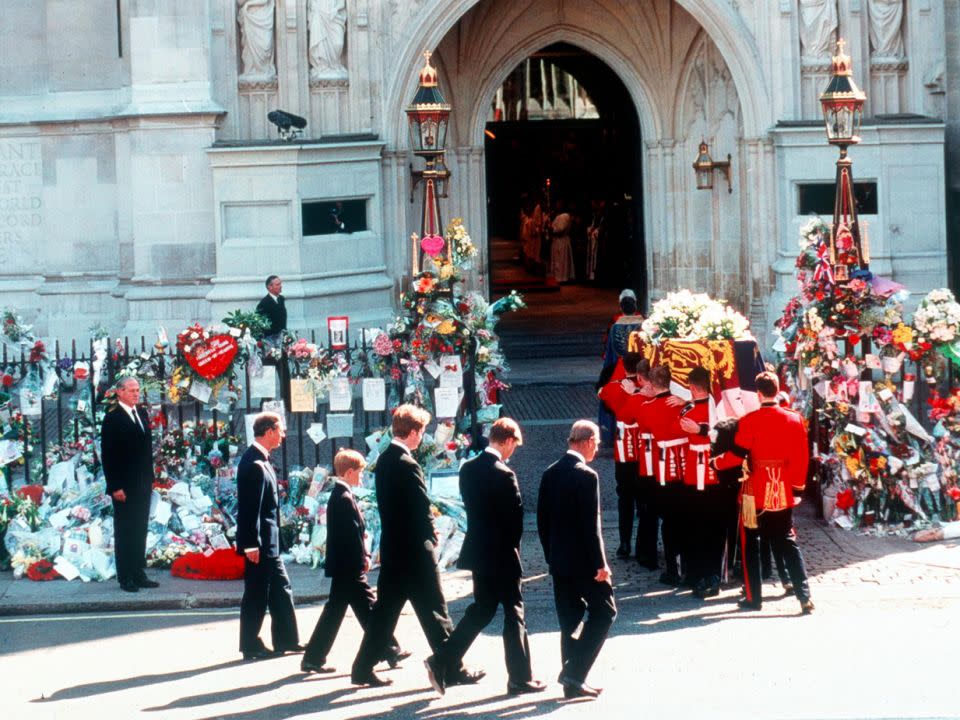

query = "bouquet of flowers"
[
  {"left": 913, "top": 288, "right": 960, "bottom": 367},
  {"left": 640, "top": 290, "right": 750, "bottom": 343}
]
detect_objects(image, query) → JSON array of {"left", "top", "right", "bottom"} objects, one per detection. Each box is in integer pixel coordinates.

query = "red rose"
[
  {"left": 26, "top": 559, "right": 60, "bottom": 582},
  {"left": 1, "top": 374, "right": 12, "bottom": 388}
]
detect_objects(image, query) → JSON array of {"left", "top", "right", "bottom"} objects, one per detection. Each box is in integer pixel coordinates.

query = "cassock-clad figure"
[
  {"left": 236, "top": 412, "right": 301, "bottom": 660},
  {"left": 301, "top": 449, "right": 408, "bottom": 674},
  {"left": 713, "top": 372, "right": 814, "bottom": 614},
  {"left": 100, "top": 377, "right": 159, "bottom": 593},
  {"left": 426, "top": 418, "right": 545, "bottom": 696},
  {"left": 351, "top": 405, "right": 483, "bottom": 688},
  {"left": 538, "top": 420, "right": 617, "bottom": 700}
]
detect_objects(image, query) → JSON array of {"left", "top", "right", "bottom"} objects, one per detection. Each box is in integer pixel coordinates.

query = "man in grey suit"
[{"left": 538, "top": 420, "right": 617, "bottom": 700}]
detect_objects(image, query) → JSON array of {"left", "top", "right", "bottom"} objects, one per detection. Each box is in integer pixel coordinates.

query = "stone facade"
[{"left": 0, "top": 0, "right": 953, "bottom": 345}]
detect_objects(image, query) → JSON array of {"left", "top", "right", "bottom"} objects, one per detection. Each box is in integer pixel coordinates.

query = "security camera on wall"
[{"left": 267, "top": 110, "right": 307, "bottom": 141}]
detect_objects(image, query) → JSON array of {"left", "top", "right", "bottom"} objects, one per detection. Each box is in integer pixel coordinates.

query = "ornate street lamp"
[
  {"left": 407, "top": 50, "right": 452, "bottom": 274},
  {"left": 692, "top": 140, "right": 732, "bottom": 193},
  {"left": 820, "top": 38, "right": 869, "bottom": 280}
]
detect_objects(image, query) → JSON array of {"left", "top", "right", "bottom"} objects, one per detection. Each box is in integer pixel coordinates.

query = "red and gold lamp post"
[
  {"left": 820, "top": 38, "right": 869, "bottom": 281},
  {"left": 406, "top": 50, "right": 452, "bottom": 275}
]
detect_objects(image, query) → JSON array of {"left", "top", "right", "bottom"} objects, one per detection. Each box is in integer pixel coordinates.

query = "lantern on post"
[
  {"left": 407, "top": 50, "right": 452, "bottom": 274},
  {"left": 819, "top": 38, "right": 869, "bottom": 278}
]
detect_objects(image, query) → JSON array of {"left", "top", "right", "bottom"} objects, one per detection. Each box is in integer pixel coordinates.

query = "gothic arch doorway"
[{"left": 485, "top": 43, "right": 644, "bottom": 354}]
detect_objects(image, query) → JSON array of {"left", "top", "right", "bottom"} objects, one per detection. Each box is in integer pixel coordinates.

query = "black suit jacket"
[
  {"left": 236, "top": 446, "right": 281, "bottom": 558},
  {"left": 374, "top": 442, "right": 436, "bottom": 572},
  {"left": 324, "top": 479, "right": 367, "bottom": 578},
  {"left": 100, "top": 405, "right": 154, "bottom": 496},
  {"left": 256, "top": 293, "right": 287, "bottom": 335},
  {"left": 537, "top": 452, "right": 607, "bottom": 578},
  {"left": 457, "top": 450, "right": 523, "bottom": 579}
]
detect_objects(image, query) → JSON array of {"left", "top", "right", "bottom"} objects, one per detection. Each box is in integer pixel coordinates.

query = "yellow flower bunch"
[{"left": 891, "top": 323, "right": 913, "bottom": 346}]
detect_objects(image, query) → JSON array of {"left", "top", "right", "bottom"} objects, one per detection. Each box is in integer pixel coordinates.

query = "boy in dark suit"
[
  {"left": 236, "top": 412, "right": 301, "bottom": 660},
  {"left": 425, "top": 418, "right": 545, "bottom": 696},
  {"left": 301, "top": 449, "right": 408, "bottom": 673}
]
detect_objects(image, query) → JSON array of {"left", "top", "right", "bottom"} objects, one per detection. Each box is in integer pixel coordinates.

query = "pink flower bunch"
[{"left": 373, "top": 332, "right": 394, "bottom": 357}]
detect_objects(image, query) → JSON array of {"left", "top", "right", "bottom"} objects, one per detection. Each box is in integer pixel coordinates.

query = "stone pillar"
[{"left": 123, "top": 1, "right": 224, "bottom": 336}]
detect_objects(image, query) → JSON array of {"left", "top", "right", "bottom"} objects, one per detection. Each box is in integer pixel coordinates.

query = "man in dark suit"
[
  {"left": 425, "top": 418, "right": 545, "bottom": 696},
  {"left": 255, "top": 274, "right": 290, "bottom": 405},
  {"left": 538, "top": 420, "right": 617, "bottom": 700},
  {"left": 236, "top": 411, "right": 301, "bottom": 660},
  {"left": 301, "top": 449, "right": 408, "bottom": 673},
  {"left": 101, "top": 377, "right": 158, "bottom": 593},
  {"left": 351, "top": 404, "right": 483, "bottom": 688}
]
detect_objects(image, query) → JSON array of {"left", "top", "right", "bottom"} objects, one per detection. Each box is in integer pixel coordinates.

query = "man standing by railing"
[
  {"left": 100, "top": 377, "right": 158, "bottom": 593},
  {"left": 256, "top": 274, "right": 290, "bottom": 406}
]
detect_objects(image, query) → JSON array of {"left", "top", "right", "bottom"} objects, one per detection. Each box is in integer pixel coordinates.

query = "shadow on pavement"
[{"left": 31, "top": 657, "right": 247, "bottom": 703}]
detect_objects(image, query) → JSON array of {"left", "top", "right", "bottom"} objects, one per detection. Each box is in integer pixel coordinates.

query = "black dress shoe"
[
  {"left": 637, "top": 559, "right": 659, "bottom": 571},
  {"left": 424, "top": 656, "right": 446, "bottom": 695},
  {"left": 242, "top": 648, "right": 274, "bottom": 661},
  {"left": 351, "top": 671, "right": 392, "bottom": 687},
  {"left": 800, "top": 599, "right": 815, "bottom": 615},
  {"left": 275, "top": 644, "right": 305, "bottom": 654},
  {"left": 737, "top": 598, "right": 762, "bottom": 611},
  {"left": 615, "top": 544, "right": 630, "bottom": 559},
  {"left": 301, "top": 661, "right": 336, "bottom": 673},
  {"left": 561, "top": 680, "right": 601, "bottom": 699},
  {"left": 507, "top": 679, "right": 547, "bottom": 695},
  {"left": 386, "top": 650, "right": 412, "bottom": 669},
  {"left": 135, "top": 577, "right": 160, "bottom": 589},
  {"left": 120, "top": 581, "right": 140, "bottom": 593},
  {"left": 447, "top": 668, "right": 486, "bottom": 686}
]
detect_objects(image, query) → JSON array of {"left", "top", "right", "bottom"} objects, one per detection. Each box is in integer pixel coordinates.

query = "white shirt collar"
[
  {"left": 118, "top": 401, "right": 138, "bottom": 418},
  {"left": 269, "top": 292, "right": 280, "bottom": 302},
  {"left": 252, "top": 441, "right": 271, "bottom": 459},
  {"left": 484, "top": 446, "right": 502, "bottom": 460},
  {"left": 566, "top": 449, "right": 586, "bottom": 464},
  {"left": 390, "top": 438, "right": 411, "bottom": 456}
]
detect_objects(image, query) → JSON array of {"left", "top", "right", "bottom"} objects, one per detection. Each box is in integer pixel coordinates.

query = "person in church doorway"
[{"left": 549, "top": 200, "right": 575, "bottom": 284}]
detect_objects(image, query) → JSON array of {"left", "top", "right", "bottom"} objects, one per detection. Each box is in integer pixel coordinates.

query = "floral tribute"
[
  {"left": 776, "top": 216, "right": 958, "bottom": 532},
  {"left": 640, "top": 290, "right": 750, "bottom": 344},
  {"left": 168, "top": 315, "right": 259, "bottom": 403}
]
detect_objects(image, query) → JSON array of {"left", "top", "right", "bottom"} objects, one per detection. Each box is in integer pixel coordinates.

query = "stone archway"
[{"left": 380, "top": 0, "right": 777, "bottom": 330}]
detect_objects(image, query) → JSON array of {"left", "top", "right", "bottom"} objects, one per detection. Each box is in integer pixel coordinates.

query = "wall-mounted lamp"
[{"left": 692, "top": 140, "right": 732, "bottom": 193}]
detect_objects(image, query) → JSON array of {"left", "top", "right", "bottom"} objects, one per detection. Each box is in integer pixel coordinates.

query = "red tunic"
[
  {"left": 727, "top": 404, "right": 809, "bottom": 512},
  {"left": 623, "top": 392, "right": 686, "bottom": 485},
  {"left": 598, "top": 380, "right": 641, "bottom": 463},
  {"left": 680, "top": 399, "right": 717, "bottom": 489}
]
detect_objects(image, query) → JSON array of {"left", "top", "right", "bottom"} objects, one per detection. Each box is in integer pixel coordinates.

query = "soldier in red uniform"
[
  {"left": 598, "top": 353, "right": 644, "bottom": 560},
  {"left": 712, "top": 372, "right": 814, "bottom": 614},
  {"left": 678, "top": 367, "right": 723, "bottom": 598},
  {"left": 621, "top": 365, "right": 687, "bottom": 584}
]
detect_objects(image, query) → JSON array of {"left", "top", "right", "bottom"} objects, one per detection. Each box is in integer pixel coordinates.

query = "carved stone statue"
[
  {"left": 237, "top": 0, "right": 276, "bottom": 79},
  {"left": 798, "top": 0, "right": 838, "bottom": 61},
  {"left": 868, "top": 0, "right": 904, "bottom": 58},
  {"left": 308, "top": 0, "right": 348, "bottom": 80}
]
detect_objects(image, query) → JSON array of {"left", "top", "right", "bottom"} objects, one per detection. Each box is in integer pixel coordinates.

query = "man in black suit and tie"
[
  {"left": 538, "top": 420, "right": 617, "bottom": 700},
  {"left": 101, "top": 377, "right": 159, "bottom": 593},
  {"left": 425, "top": 418, "right": 545, "bottom": 696},
  {"left": 236, "top": 412, "right": 302, "bottom": 660},
  {"left": 351, "top": 404, "right": 483, "bottom": 688},
  {"left": 301, "top": 449, "right": 408, "bottom": 673},
  {"left": 255, "top": 274, "right": 290, "bottom": 405}
]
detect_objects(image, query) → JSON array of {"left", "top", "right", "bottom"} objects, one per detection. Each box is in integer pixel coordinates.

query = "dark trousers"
[
  {"left": 761, "top": 537, "right": 788, "bottom": 581},
  {"left": 656, "top": 483, "right": 683, "bottom": 575},
  {"left": 239, "top": 556, "right": 299, "bottom": 652},
  {"left": 303, "top": 574, "right": 401, "bottom": 666},
  {"left": 352, "top": 562, "right": 455, "bottom": 676},
  {"left": 552, "top": 575, "right": 617, "bottom": 684},
  {"left": 112, "top": 491, "right": 150, "bottom": 585},
  {"left": 635, "top": 475, "right": 660, "bottom": 564},
  {"left": 717, "top": 483, "right": 741, "bottom": 581},
  {"left": 437, "top": 572, "right": 532, "bottom": 683},
  {"left": 685, "top": 485, "right": 725, "bottom": 583},
  {"left": 614, "top": 461, "right": 640, "bottom": 550},
  {"left": 741, "top": 508, "right": 811, "bottom": 606}
]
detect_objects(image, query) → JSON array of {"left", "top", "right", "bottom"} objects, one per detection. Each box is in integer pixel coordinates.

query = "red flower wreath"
[
  {"left": 170, "top": 548, "right": 245, "bottom": 581},
  {"left": 26, "top": 559, "right": 61, "bottom": 581},
  {"left": 16, "top": 484, "right": 44, "bottom": 505}
]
